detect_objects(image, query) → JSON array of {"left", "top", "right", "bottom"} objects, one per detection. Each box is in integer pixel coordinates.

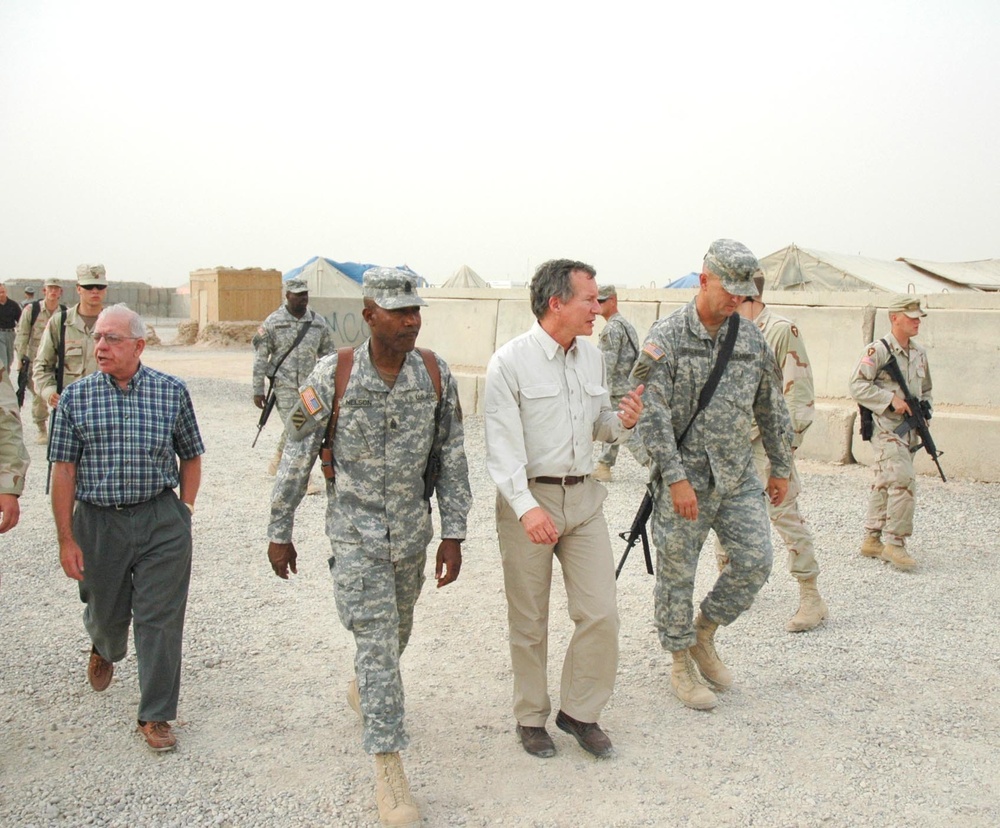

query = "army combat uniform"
[
  {"left": 849, "top": 332, "right": 932, "bottom": 549},
  {"left": 632, "top": 300, "right": 793, "bottom": 653},
  {"left": 267, "top": 343, "right": 471, "bottom": 754},
  {"left": 0, "top": 366, "right": 30, "bottom": 498},
  {"left": 597, "top": 311, "right": 646, "bottom": 469},
  {"left": 32, "top": 305, "right": 100, "bottom": 406},
  {"left": 252, "top": 305, "right": 334, "bottom": 457}
]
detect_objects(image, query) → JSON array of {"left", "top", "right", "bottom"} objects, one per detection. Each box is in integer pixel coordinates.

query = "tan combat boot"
[
  {"left": 860, "top": 533, "right": 883, "bottom": 558},
  {"left": 786, "top": 576, "right": 829, "bottom": 632},
  {"left": 35, "top": 420, "right": 48, "bottom": 446},
  {"left": 690, "top": 612, "right": 733, "bottom": 690},
  {"left": 592, "top": 462, "right": 612, "bottom": 482},
  {"left": 374, "top": 752, "right": 420, "bottom": 828},
  {"left": 881, "top": 543, "right": 916, "bottom": 571},
  {"left": 670, "top": 649, "right": 717, "bottom": 710},
  {"left": 346, "top": 677, "right": 361, "bottom": 719},
  {"left": 266, "top": 450, "right": 281, "bottom": 477}
]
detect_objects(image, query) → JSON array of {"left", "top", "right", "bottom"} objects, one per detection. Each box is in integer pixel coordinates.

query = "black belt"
[{"left": 531, "top": 475, "right": 587, "bottom": 486}]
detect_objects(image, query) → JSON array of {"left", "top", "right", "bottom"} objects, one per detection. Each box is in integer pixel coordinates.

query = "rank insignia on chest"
[{"left": 300, "top": 386, "right": 324, "bottom": 415}]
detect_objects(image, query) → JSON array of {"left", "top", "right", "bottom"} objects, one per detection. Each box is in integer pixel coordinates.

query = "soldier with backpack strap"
[
  {"left": 14, "top": 278, "right": 65, "bottom": 443},
  {"left": 265, "top": 268, "right": 471, "bottom": 828}
]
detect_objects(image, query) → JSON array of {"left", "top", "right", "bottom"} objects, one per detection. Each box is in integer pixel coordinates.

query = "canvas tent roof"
[
  {"left": 665, "top": 272, "right": 700, "bottom": 288},
  {"left": 759, "top": 245, "right": 972, "bottom": 293},
  {"left": 898, "top": 258, "right": 1000, "bottom": 291},
  {"left": 283, "top": 258, "right": 429, "bottom": 297},
  {"left": 442, "top": 265, "right": 489, "bottom": 288}
]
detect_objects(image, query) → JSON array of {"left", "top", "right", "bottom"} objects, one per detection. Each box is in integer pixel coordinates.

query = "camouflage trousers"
[
  {"left": 329, "top": 543, "right": 427, "bottom": 754},
  {"left": 653, "top": 477, "right": 773, "bottom": 652},
  {"left": 714, "top": 440, "right": 819, "bottom": 581},
  {"left": 598, "top": 395, "right": 649, "bottom": 468},
  {"left": 865, "top": 429, "right": 916, "bottom": 545},
  {"left": 273, "top": 386, "right": 301, "bottom": 457}
]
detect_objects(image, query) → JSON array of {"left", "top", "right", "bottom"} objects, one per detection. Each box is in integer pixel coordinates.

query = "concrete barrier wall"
[{"left": 420, "top": 287, "right": 1000, "bottom": 481}]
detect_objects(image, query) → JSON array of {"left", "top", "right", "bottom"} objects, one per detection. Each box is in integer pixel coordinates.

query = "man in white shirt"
[{"left": 484, "top": 259, "right": 643, "bottom": 759}]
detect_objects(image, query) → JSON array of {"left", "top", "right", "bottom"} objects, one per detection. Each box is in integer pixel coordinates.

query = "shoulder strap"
[
  {"left": 676, "top": 315, "right": 740, "bottom": 447},
  {"left": 321, "top": 347, "right": 355, "bottom": 450},
  {"left": 416, "top": 347, "right": 442, "bottom": 400},
  {"left": 269, "top": 312, "right": 314, "bottom": 376},
  {"left": 29, "top": 299, "right": 41, "bottom": 328},
  {"left": 879, "top": 337, "right": 911, "bottom": 398},
  {"left": 55, "top": 307, "right": 68, "bottom": 393}
]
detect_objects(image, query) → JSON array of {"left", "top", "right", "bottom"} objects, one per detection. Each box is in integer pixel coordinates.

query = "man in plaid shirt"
[{"left": 49, "top": 303, "right": 204, "bottom": 752}]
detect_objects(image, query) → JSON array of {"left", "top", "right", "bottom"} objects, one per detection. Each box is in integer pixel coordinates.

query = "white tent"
[
  {"left": 442, "top": 264, "right": 489, "bottom": 289},
  {"left": 899, "top": 258, "right": 1000, "bottom": 292},
  {"left": 759, "top": 245, "right": 971, "bottom": 293},
  {"left": 284, "top": 257, "right": 363, "bottom": 297}
]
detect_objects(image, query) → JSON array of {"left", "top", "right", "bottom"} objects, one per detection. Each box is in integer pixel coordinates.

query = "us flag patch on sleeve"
[
  {"left": 300, "top": 386, "right": 324, "bottom": 415},
  {"left": 642, "top": 343, "right": 666, "bottom": 361}
]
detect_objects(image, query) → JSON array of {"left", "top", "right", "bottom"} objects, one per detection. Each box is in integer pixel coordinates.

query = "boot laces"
[{"left": 381, "top": 755, "right": 408, "bottom": 805}]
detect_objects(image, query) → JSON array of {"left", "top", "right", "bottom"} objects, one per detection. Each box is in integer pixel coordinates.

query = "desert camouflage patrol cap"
[
  {"left": 363, "top": 267, "right": 427, "bottom": 310},
  {"left": 597, "top": 284, "right": 617, "bottom": 301},
  {"left": 76, "top": 263, "right": 107, "bottom": 287},
  {"left": 888, "top": 294, "right": 926, "bottom": 318},
  {"left": 43, "top": 278, "right": 62, "bottom": 289},
  {"left": 284, "top": 278, "right": 308, "bottom": 294},
  {"left": 703, "top": 239, "right": 760, "bottom": 297}
]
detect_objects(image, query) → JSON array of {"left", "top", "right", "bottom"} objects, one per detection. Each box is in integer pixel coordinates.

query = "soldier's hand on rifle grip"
[
  {"left": 268, "top": 542, "right": 298, "bottom": 579},
  {"left": 670, "top": 479, "right": 698, "bottom": 521},
  {"left": 253, "top": 394, "right": 266, "bottom": 410},
  {"left": 890, "top": 395, "right": 911, "bottom": 416}
]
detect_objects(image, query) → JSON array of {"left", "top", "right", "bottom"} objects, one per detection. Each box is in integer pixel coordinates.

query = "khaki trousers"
[{"left": 496, "top": 478, "right": 619, "bottom": 726}]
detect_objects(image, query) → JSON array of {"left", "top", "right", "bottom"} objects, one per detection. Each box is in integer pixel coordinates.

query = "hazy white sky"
[{"left": 2, "top": 0, "right": 998, "bottom": 287}]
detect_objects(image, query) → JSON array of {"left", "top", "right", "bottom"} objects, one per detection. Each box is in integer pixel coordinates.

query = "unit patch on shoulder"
[
  {"left": 790, "top": 325, "right": 799, "bottom": 337},
  {"left": 290, "top": 408, "right": 307, "bottom": 430},
  {"left": 300, "top": 386, "right": 324, "bottom": 416},
  {"left": 867, "top": 347, "right": 876, "bottom": 357}
]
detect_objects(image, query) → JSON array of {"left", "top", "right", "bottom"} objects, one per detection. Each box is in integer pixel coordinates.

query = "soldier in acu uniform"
[
  {"left": 632, "top": 239, "right": 793, "bottom": 711},
  {"left": 252, "top": 277, "right": 335, "bottom": 476},
  {"left": 715, "top": 275, "right": 829, "bottom": 632},
  {"left": 849, "top": 295, "right": 933, "bottom": 572},
  {"left": 266, "top": 267, "right": 471, "bottom": 828}
]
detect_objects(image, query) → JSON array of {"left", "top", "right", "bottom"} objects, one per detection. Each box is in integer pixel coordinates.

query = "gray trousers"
[
  {"left": 74, "top": 489, "right": 193, "bottom": 722},
  {"left": 0, "top": 330, "right": 14, "bottom": 369}
]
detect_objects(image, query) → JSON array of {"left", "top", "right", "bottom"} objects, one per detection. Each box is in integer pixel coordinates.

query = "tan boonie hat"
[
  {"left": 703, "top": 239, "right": 760, "bottom": 297},
  {"left": 597, "top": 284, "right": 617, "bottom": 301},
  {"left": 363, "top": 267, "right": 427, "bottom": 310},
  {"left": 284, "top": 277, "right": 308, "bottom": 294},
  {"left": 888, "top": 295, "right": 926, "bottom": 318},
  {"left": 76, "top": 263, "right": 107, "bottom": 287}
]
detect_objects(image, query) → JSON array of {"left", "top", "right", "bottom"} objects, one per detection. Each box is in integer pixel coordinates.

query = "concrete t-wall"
[{"left": 419, "top": 287, "right": 1000, "bottom": 482}]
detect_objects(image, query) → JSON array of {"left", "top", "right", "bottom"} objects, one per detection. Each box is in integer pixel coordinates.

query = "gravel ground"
[{"left": 1, "top": 345, "right": 998, "bottom": 827}]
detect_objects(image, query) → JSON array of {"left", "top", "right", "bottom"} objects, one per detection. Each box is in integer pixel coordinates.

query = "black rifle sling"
[
  {"left": 267, "top": 311, "right": 316, "bottom": 379},
  {"left": 675, "top": 314, "right": 740, "bottom": 448},
  {"left": 878, "top": 338, "right": 913, "bottom": 398},
  {"left": 55, "top": 308, "right": 68, "bottom": 394}
]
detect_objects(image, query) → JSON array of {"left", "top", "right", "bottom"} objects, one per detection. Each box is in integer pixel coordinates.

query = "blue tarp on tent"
[
  {"left": 664, "top": 272, "right": 700, "bottom": 288},
  {"left": 283, "top": 257, "right": 426, "bottom": 286}
]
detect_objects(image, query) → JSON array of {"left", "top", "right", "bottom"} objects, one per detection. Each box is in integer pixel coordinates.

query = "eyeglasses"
[
  {"left": 93, "top": 333, "right": 137, "bottom": 345},
  {"left": 81, "top": 285, "right": 107, "bottom": 291}
]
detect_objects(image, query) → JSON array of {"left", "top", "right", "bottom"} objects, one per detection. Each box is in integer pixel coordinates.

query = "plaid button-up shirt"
[{"left": 49, "top": 364, "right": 205, "bottom": 507}]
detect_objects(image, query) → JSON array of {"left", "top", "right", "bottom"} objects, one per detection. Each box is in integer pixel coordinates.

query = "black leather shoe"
[
  {"left": 516, "top": 724, "right": 556, "bottom": 758},
  {"left": 555, "top": 710, "right": 613, "bottom": 758}
]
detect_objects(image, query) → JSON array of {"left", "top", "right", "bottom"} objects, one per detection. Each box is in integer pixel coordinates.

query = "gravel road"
[{"left": 1, "top": 344, "right": 997, "bottom": 827}]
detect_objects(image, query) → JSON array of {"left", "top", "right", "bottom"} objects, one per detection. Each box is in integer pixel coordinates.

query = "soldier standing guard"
[
  {"left": 849, "top": 295, "right": 933, "bottom": 571},
  {"left": 252, "top": 277, "right": 334, "bottom": 477},
  {"left": 632, "top": 239, "right": 793, "bottom": 711},
  {"left": 266, "top": 267, "right": 471, "bottom": 828}
]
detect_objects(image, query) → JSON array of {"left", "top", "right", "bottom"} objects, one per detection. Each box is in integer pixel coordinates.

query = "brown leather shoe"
[
  {"left": 555, "top": 710, "right": 613, "bottom": 758},
  {"left": 136, "top": 721, "right": 177, "bottom": 752},
  {"left": 87, "top": 646, "right": 113, "bottom": 692},
  {"left": 516, "top": 724, "right": 555, "bottom": 758}
]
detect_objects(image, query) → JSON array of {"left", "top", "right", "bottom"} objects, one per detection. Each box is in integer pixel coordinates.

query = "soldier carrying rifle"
[{"left": 850, "top": 294, "right": 939, "bottom": 572}]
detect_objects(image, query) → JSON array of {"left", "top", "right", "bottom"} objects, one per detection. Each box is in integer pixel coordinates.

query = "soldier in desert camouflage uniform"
[
  {"left": 715, "top": 275, "right": 829, "bottom": 632},
  {"left": 849, "top": 295, "right": 933, "bottom": 572},
  {"left": 14, "top": 278, "right": 64, "bottom": 444},
  {"left": 252, "top": 277, "right": 334, "bottom": 475},
  {"left": 266, "top": 267, "right": 471, "bottom": 828},
  {"left": 632, "top": 239, "right": 793, "bottom": 711},
  {"left": 593, "top": 284, "right": 647, "bottom": 481},
  {"left": 0, "top": 364, "right": 30, "bottom": 540}
]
